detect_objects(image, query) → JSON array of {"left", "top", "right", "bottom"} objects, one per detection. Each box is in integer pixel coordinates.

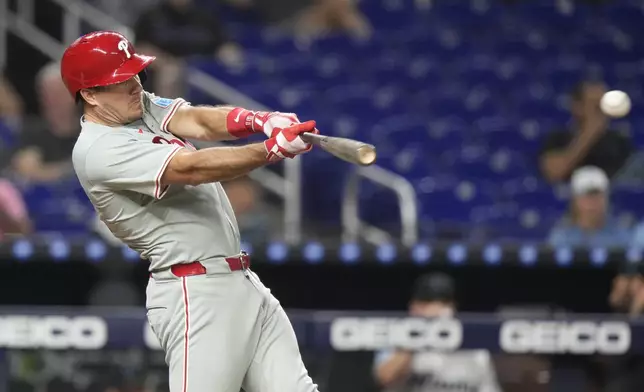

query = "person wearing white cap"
[{"left": 548, "top": 166, "right": 631, "bottom": 247}]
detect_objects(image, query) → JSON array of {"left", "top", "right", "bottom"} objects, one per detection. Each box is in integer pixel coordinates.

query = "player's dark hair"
[
  {"left": 77, "top": 86, "right": 110, "bottom": 107},
  {"left": 411, "top": 273, "right": 456, "bottom": 302}
]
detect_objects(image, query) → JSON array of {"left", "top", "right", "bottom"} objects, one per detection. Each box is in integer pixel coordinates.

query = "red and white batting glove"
[
  {"left": 226, "top": 108, "right": 301, "bottom": 139},
  {"left": 264, "top": 120, "right": 318, "bottom": 162}
]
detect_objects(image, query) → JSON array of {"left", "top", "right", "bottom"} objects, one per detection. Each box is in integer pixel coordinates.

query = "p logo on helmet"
[{"left": 117, "top": 40, "right": 132, "bottom": 59}]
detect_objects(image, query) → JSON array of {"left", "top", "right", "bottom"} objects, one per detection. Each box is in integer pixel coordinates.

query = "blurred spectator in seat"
[
  {"left": 374, "top": 273, "right": 502, "bottom": 392},
  {"left": 539, "top": 81, "right": 632, "bottom": 183},
  {"left": 547, "top": 166, "right": 631, "bottom": 248},
  {"left": 0, "top": 178, "right": 32, "bottom": 237},
  {"left": 591, "top": 264, "right": 644, "bottom": 392},
  {"left": 222, "top": 176, "right": 271, "bottom": 244},
  {"left": 134, "top": 0, "right": 244, "bottom": 97},
  {"left": 0, "top": 72, "right": 24, "bottom": 127},
  {"left": 608, "top": 262, "right": 644, "bottom": 316},
  {"left": 225, "top": 0, "right": 372, "bottom": 48},
  {"left": 0, "top": 73, "right": 24, "bottom": 168},
  {"left": 609, "top": 271, "right": 633, "bottom": 314},
  {"left": 10, "top": 62, "right": 77, "bottom": 183}
]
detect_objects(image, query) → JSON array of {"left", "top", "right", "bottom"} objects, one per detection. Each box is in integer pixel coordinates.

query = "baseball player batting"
[{"left": 62, "top": 31, "right": 319, "bottom": 392}]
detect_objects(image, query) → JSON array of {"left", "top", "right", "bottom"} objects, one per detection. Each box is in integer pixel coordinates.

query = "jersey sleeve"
[
  {"left": 476, "top": 351, "right": 502, "bottom": 392},
  {"left": 84, "top": 132, "right": 183, "bottom": 199},
  {"left": 142, "top": 91, "right": 189, "bottom": 134}
]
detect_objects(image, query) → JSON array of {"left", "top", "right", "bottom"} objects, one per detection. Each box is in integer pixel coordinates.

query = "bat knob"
[{"left": 357, "top": 145, "right": 377, "bottom": 166}]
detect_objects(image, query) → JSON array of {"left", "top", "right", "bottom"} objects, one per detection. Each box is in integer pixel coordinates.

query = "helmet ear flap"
[{"left": 138, "top": 69, "right": 148, "bottom": 84}]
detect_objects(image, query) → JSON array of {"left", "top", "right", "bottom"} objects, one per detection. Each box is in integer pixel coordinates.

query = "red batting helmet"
[{"left": 60, "top": 31, "right": 156, "bottom": 98}]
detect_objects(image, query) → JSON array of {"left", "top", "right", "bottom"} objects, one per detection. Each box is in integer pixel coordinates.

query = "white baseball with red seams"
[{"left": 600, "top": 90, "right": 631, "bottom": 118}]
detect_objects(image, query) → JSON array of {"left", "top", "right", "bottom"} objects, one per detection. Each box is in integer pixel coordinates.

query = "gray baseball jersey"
[{"left": 72, "top": 91, "right": 240, "bottom": 270}]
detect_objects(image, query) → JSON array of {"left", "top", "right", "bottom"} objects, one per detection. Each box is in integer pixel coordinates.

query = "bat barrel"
[{"left": 301, "top": 133, "right": 377, "bottom": 166}]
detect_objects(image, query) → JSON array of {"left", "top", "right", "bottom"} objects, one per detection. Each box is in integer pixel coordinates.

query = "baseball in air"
[{"left": 600, "top": 90, "right": 631, "bottom": 118}]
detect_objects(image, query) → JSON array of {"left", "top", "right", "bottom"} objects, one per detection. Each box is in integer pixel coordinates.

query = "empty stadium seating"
[{"left": 187, "top": 0, "right": 644, "bottom": 240}]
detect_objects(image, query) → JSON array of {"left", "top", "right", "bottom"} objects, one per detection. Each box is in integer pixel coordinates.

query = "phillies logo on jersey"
[{"left": 152, "top": 135, "right": 195, "bottom": 150}]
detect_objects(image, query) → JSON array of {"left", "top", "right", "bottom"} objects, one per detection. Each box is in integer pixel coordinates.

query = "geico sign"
[
  {"left": 0, "top": 316, "right": 107, "bottom": 349},
  {"left": 330, "top": 317, "right": 463, "bottom": 351},
  {"left": 500, "top": 320, "right": 631, "bottom": 355}
]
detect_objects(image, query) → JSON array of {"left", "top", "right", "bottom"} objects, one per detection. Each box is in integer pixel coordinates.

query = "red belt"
[{"left": 152, "top": 254, "right": 251, "bottom": 278}]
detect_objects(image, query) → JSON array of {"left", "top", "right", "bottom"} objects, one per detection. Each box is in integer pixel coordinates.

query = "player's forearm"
[
  {"left": 375, "top": 351, "right": 413, "bottom": 387},
  {"left": 180, "top": 105, "right": 273, "bottom": 142},
  {"left": 541, "top": 128, "right": 602, "bottom": 182},
  {"left": 163, "top": 143, "right": 268, "bottom": 185},
  {"left": 190, "top": 105, "right": 238, "bottom": 141}
]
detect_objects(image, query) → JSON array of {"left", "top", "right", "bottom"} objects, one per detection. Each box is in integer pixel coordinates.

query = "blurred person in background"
[
  {"left": 0, "top": 73, "right": 33, "bottom": 237},
  {"left": 374, "top": 273, "right": 502, "bottom": 392},
  {"left": 11, "top": 62, "right": 78, "bottom": 183},
  {"left": 225, "top": 0, "right": 372, "bottom": 48},
  {"left": 0, "top": 73, "right": 24, "bottom": 168},
  {"left": 222, "top": 176, "right": 271, "bottom": 244},
  {"left": 539, "top": 81, "right": 632, "bottom": 184},
  {"left": 134, "top": 0, "right": 244, "bottom": 97},
  {"left": 587, "top": 262, "right": 644, "bottom": 392},
  {"left": 0, "top": 178, "right": 32, "bottom": 237},
  {"left": 547, "top": 166, "right": 631, "bottom": 248},
  {"left": 608, "top": 262, "right": 644, "bottom": 316},
  {"left": 0, "top": 72, "right": 24, "bottom": 126}
]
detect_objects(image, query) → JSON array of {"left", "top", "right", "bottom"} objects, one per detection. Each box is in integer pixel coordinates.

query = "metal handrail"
[
  {"left": 5, "top": 11, "right": 64, "bottom": 59},
  {"left": 342, "top": 165, "right": 418, "bottom": 247},
  {"left": 49, "top": 0, "right": 133, "bottom": 41}
]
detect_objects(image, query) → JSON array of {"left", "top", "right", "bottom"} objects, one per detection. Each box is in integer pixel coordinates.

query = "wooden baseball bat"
[{"left": 300, "top": 133, "right": 377, "bottom": 166}]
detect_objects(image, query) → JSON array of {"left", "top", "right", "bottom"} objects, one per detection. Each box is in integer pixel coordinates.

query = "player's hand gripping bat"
[{"left": 300, "top": 133, "right": 377, "bottom": 166}]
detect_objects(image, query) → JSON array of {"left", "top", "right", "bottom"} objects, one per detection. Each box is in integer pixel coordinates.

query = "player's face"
[
  {"left": 409, "top": 301, "right": 454, "bottom": 317},
  {"left": 92, "top": 76, "right": 144, "bottom": 123},
  {"left": 574, "top": 191, "right": 607, "bottom": 218}
]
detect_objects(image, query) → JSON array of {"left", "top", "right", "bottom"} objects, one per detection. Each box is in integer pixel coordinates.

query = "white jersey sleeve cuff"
[
  {"left": 154, "top": 146, "right": 183, "bottom": 199},
  {"left": 161, "top": 98, "right": 187, "bottom": 134}
]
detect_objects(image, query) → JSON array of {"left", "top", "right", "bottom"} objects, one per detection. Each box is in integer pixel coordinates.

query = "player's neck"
[{"left": 83, "top": 108, "right": 126, "bottom": 127}]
